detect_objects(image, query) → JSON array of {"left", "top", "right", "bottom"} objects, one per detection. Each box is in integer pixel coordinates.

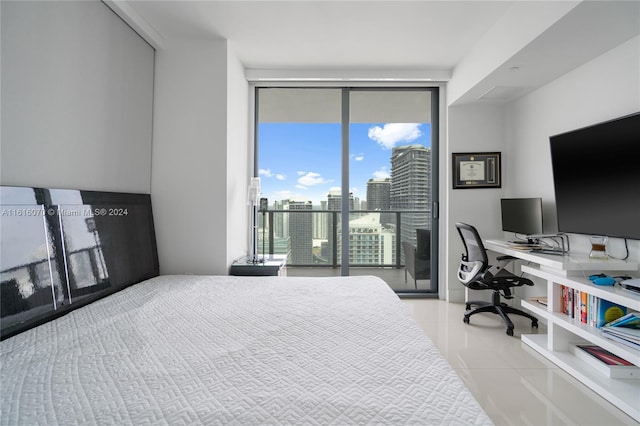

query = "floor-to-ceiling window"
[{"left": 255, "top": 86, "right": 438, "bottom": 295}]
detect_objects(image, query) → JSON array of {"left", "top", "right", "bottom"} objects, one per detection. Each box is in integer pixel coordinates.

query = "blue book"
[
  {"left": 596, "top": 299, "right": 627, "bottom": 328},
  {"left": 605, "top": 313, "right": 640, "bottom": 329}
]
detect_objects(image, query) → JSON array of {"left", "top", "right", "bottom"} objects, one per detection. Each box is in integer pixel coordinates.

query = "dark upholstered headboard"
[{"left": 0, "top": 186, "right": 159, "bottom": 339}]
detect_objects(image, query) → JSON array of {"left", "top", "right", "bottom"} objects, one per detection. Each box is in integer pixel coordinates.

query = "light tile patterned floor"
[{"left": 403, "top": 298, "right": 638, "bottom": 426}]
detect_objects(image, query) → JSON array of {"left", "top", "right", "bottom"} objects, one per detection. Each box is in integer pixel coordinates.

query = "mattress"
[{"left": 0, "top": 275, "right": 492, "bottom": 425}]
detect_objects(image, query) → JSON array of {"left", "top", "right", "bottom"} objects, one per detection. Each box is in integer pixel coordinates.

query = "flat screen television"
[
  {"left": 501, "top": 198, "right": 543, "bottom": 236},
  {"left": 549, "top": 112, "right": 640, "bottom": 240}
]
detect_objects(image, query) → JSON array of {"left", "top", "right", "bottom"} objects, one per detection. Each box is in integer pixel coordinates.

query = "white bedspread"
[{"left": 1, "top": 275, "right": 492, "bottom": 425}]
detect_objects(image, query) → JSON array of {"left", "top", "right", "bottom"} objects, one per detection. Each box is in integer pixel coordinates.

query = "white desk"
[
  {"left": 485, "top": 240, "right": 640, "bottom": 422},
  {"left": 485, "top": 239, "right": 638, "bottom": 275}
]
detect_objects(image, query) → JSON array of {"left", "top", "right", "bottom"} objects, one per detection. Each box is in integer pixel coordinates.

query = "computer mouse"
[{"left": 593, "top": 277, "right": 616, "bottom": 286}]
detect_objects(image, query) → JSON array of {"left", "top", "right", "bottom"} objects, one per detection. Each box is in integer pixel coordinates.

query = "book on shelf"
[
  {"left": 558, "top": 286, "right": 627, "bottom": 328},
  {"left": 580, "top": 291, "right": 588, "bottom": 324},
  {"left": 606, "top": 312, "right": 640, "bottom": 328},
  {"left": 595, "top": 300, "right": 627, "bottom": 328},
  {"left": 601, "top": 313, "right": 640, "bottom": 349},
  {"left": 570, "top": 344, "right": 640, "bottom": 379},
  {"left": 600, "top": 331, "right": 640, "bottom": 350},
  {"left": 561, "top": 286, "right": 569, "bottom": 315}
]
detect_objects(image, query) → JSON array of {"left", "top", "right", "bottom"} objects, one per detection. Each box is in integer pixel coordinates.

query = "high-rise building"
[
  {"left": 390, "top": 144, "right": 431, "bottom": 250},
  {"left": 312, "top": 204, "right": 327, "bottom": 240},
  {"left": 366, "top": 177, "right": 393, "bottom": 225},
  {"left": 260, "top": 200, "right": 293, "bottom": 257},
  {"left": 273, "top": 199, "right": 290, "bottom": 239},
  {"left": 366, "top": 178, "right": 391, "bottom": 210},
  {"left": 325, "top": 189, "right": 354, "bottom": 265},
  {"left": 353, "top": 196, "right": 362, "bottom": 211},
  {"left": 327, "top": 189, "right": 342, "bottom": 211},
  {"left": 288, "top": 199, "right": 313, "bottom": 265},
  {"left": 347, "top": 213, "right": 395, "bottom": 265}
]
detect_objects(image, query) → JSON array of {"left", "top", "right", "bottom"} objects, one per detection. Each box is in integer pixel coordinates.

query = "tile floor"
[{"left": 402, "top": 298, "right": 638, "bottom": 426}]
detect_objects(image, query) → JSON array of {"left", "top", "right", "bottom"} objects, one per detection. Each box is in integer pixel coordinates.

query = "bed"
[{"left": 0, "top": 186, "right": 492, "bottom": 425}]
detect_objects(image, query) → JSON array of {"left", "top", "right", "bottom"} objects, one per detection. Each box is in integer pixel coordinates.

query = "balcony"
[{"left": 256, "top": 209, "right": 435, "bottom": 294}]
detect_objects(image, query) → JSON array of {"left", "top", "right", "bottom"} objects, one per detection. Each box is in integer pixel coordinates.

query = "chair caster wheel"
[
  {"left": 463, "top": 316, "right": 470, "bottom": 324},
  {"left": 532, "top": 321, "right": 539, "bottom": 328},
  {"left": 506, "top": 328, "right": 514, "bottom": 336}
]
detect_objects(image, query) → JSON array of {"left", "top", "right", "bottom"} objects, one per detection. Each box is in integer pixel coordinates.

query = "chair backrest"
[
  {"left": 416, "top": 229, "right": 430, "bottom": 260},
  {"left": 455, "top": 222, "right": 489, "bottom": 285},
  {"left": 455, "top": 222, "right": 488, "bottom": 264}
]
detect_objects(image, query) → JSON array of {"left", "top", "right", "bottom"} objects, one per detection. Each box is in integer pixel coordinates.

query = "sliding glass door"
[
  {"left": 255, "top": 87, "right": 438, "bottom": 295},
  {"left": 256, "top": 88, "right": 342, "bottom": 266}
]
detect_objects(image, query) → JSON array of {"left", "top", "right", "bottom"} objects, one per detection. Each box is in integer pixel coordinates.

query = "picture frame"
[{"left": 452, "top": 152, "right": 501, "bottom": 189}]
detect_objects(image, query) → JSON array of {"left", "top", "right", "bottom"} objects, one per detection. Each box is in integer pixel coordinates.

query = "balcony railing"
[{"left": 256, "top": 209, "right": 431, "bottom": 268}]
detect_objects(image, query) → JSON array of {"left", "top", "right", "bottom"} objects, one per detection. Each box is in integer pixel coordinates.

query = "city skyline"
[
  {"left": 259, "top": 142, "right": 432, "bottom": 265},
  {"left": 258, "top": 122, "right": 431, "bottom": 206}
]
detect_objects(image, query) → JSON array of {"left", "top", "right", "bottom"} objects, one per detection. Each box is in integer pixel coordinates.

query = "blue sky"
[{"left": 258, "top": 122, "right": 431, "bottom": 205}]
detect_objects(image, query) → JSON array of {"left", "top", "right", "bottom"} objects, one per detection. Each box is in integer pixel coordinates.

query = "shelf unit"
[{"left": 484, "top": 241, "right": 640, "bottom": 422}]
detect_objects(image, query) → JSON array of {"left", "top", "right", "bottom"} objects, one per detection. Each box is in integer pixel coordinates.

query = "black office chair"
[{"left": 455, "top": 222, "right": 538, "bottom": 336}]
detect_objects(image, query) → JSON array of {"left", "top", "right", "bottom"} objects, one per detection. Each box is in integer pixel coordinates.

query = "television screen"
[
  {"left": 549, "top": 112, "right": 640, "bottom": 240},
  {"left": 501, "top": 198, "right": 543, "bottom": 236}
]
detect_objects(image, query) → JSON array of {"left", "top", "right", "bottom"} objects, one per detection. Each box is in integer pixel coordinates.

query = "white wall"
[
  {"left": 445, "top": 104, "right": 506, "bottom": 302},
  {"left": 505, "top": 35, "right": 640, "bottom": 275},
  {"left": 226, "top": 47, "right": 250, "bottom": 266},
  {"left": 152, "top": 38, "right": 249, "bottom": 275},
  {"left": 0, "top": 1, "right": 154, "bottom": 193},
  {"left": 151, "top": 38, "right": 228, "bottom": 275}
]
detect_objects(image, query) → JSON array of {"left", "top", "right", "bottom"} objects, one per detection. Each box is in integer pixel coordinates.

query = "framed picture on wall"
[{"left": 452, "top": 152, "right": 501, "bottom": 189}]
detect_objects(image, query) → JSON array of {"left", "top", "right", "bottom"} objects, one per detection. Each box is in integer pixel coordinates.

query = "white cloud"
[
  {"left": 273, "top": 190, "right": 294, "bottom": 199},
  {"left": 352, "top": 152, "right": 365, "bottom": 161},
  {"left": 373, "top": 167, "right": 390, "bottom": 179},
  {"left": 260, "top": 168, "right": 285, "bottom": 180},
  {"left": 298, "top": 171, "right": 330, "bottom": 187},
  {"left": 368, "top": 123, "right": 422, "bottom": 149}
]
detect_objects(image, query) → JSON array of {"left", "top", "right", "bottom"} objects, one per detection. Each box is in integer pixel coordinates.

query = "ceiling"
[
  {"left": 125, "top": 1, "right": 640, "bottom": 103},
  {"left": 126, "top": 1, "right": 514, "bottom": 70}
]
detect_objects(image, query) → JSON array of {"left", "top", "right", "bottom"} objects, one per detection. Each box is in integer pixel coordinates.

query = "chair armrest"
[
  {"left": 491, "top": 255, "right": 518, "bottom": 274},
  {"left": 458, "top": 259, "right": 484, "bottom": 284}
]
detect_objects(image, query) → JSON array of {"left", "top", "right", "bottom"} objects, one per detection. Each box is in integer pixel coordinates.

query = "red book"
[{"left": 576, "top": 344, "right": 633, "bottom": 366}]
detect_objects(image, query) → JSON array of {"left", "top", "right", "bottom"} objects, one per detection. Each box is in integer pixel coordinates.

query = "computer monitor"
[{"left": 501, "top": 198, "right": 543, "bottom": 238}]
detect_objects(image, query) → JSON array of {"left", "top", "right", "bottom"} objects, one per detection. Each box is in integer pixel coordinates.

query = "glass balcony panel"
[{"left": 257, "top": 209, "right": 434, "bottom": 294}]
